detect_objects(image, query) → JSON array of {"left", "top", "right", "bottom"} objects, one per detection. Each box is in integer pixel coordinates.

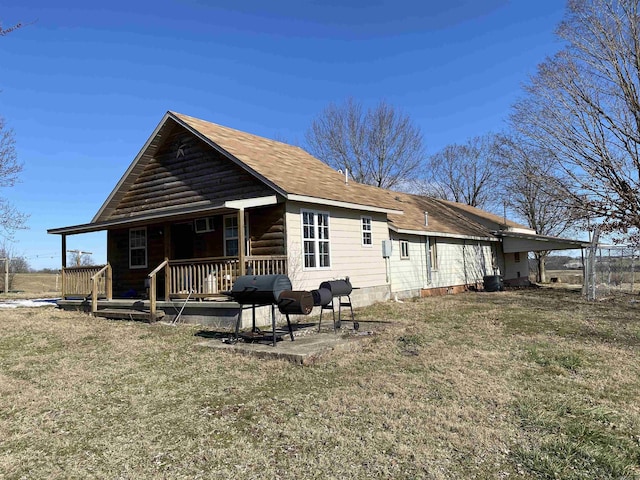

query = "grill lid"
[
  {"left": 319, "top": 278, "right": 352, "bottom": 297},
  {"left": 229, "top": 274, "right": 292, "bottom": 305}
]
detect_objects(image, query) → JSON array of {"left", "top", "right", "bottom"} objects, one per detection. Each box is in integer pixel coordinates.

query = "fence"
[{"left": 583, "top": 245, "right": 639, "bottom": 300}]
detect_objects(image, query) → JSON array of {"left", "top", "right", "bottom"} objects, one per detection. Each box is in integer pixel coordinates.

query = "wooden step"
[{"left": 93, "top": 309, "right": 165, "bottom": 322}]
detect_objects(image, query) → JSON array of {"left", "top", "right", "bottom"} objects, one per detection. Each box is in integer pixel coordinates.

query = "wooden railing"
[
  {"left": 147, "top": 258, "right": 169, "bottom": 322},
  {"left": 91, "top": 264, "right": 112, "bottom": 314},
  {"left": 246, "top": 255, "right": 288, "bottom": 276},
  {"left": 62, "top": 265, "right": 109, "bottom": 299},
  {"left": 167, "top": 255, "right": 288, "bottom": 296}
]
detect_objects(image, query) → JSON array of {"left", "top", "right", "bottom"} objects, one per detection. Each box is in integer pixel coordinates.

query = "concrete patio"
[{"left": 195, "top": 320, "right": 374, "bottom": 365}]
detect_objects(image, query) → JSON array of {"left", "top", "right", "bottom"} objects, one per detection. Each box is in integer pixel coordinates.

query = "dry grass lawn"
[{"left": 0, "top": 287, "right": 639, "bottom": 479}]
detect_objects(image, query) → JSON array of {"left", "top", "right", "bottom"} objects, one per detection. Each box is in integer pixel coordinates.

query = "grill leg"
[
  {"left": 234, "top": 307, "right": 243, "bottom": 342},
  {"left": 285, "top": 313, "right": 294, "bottom": 341},
  {"left": 271, "top": 304, "right": 277, "bottom": 347}
]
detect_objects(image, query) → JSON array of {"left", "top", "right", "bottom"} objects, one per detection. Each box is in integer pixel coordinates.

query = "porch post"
[
  {"left": 238, "top": 207, "right": 246, "bottom": 276},
  {"left": 164, "top": 224, "right": 171, "bottom": 300},
  {"left": 61, "top": 234, "right": 67, "bottom": 298},
  {"left": 61, "top": 234, "right": 67, "bottom": 268}
]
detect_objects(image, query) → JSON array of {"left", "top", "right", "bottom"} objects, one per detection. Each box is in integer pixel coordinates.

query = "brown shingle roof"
[
  {"left": 388, "top": 194, "right": 494, "bottom": 239},
  {"left": 439, "top": 199, "right": 531, "bottom": 231},
  {"left": 172, "top": 112, "right": 404, "bottom": 213},
  {"left": 90, "top": 112, "right": 502, "bottom": 240},
  {"left": 173, "top": 112, "right": 500, "bottom": 239}
]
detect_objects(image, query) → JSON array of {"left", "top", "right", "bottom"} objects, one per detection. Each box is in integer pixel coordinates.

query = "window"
[
  {"left": 224, "top": 214, "right": 249, "bottom": 257},
  {"left": 514, "top": 252, "right": 521, "bottom": 263},
  {"left": 361, "top": 216, "right": 372, "bottom": 246},
  {"left": 302, "top": 210, "right": 330, "bottom": 269},
  {"left": 129, "top": 227, "right": 147, "bottom": 269},
  {"left": 429, "top": 238, "right": 438, "bottom": 270},
  {"left": 400, "top": 240, "right": 410, "bottom": 259},
  {"left": 194, "top": 216, "right": 215, "bottom": 233}
]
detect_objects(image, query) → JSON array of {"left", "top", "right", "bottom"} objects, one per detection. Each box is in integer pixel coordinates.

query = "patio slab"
[{"left": 196, "top": 322, "right": 372, "bottom": 365}]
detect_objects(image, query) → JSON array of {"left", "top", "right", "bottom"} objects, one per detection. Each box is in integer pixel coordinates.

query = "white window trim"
[
  {"left": 129, "top": 227, "right": 147, "bottom": 269},
  {"left": 301, "top": 209, "right": 331, "bottom": 270},
  {"left": 429, "top": 237, "right": 438, "bottom": 271},
  {"left": 361, "top": 215, "right": 372, "bottom": 247},
  {"left": 194, "top": 216, "right": 215, "bottom": 233},
  {"left": 223, "top": 213, "right": 249, "bottom": 257},
  {"left": 400, "top": 239, "right": 410, "bottom": 260}
]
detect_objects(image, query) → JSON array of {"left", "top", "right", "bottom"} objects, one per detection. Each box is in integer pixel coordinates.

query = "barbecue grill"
[
  {"left": 317, "top": 277, "right": 358, "bottom": 332},
  {"left": 226, "top": 274, "right": 314, "bottom": 346}
]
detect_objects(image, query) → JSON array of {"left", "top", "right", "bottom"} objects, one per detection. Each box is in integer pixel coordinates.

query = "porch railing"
[
  {"left": 147, "top": 254, "right": 288, "bottom": 321},
  {"left": 64, "top": 255, "right": 288, "bottom": 322},
  {"left": 91, "top": 264, "right": 112, "bottom": 314},
  {"left": 62, "top": 265, "right": 109, "bottom": 299},
  {"left": 167, "top": 255, "right": 288, "bottom": 296}
]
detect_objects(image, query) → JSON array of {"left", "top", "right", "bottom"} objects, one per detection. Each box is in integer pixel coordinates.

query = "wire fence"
[{"left": 583, "top": 245, "right": 639, "bottom": 300}]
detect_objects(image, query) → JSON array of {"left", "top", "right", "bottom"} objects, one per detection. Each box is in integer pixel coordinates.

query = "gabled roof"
[{"left": 52, "top": 111, "right": 519, "bottom": 242}]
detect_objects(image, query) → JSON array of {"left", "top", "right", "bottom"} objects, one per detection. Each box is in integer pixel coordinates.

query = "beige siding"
[
  {"left": 389, "top": 234, "right": 499, "bottom": 293},
  {"left": 503, "top": 251, "right": 529, "bottom": 281},
  {"left": 285, "top": 203, "right": 389, "bottom": 292},
  {"left": 388, "top": 232, "right": 428, "bottom": 294},
  {"left": 430, "top": 238, "right": 496, "bottom": 288}
]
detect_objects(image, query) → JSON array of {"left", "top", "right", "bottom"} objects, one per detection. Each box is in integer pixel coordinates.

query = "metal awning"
[{"left": 494, "top": 231, "right": 589, "bottom": 254}]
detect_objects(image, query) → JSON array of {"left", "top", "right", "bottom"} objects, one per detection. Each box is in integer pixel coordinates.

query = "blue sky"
[{"left": 1, "top": 0, "right": 566, "bottom": 270}]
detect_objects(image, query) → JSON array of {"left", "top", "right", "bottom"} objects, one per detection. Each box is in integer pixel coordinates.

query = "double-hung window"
[
  {"left": 129, "top": 227, "right": 147, "bottom": 269},
  {"left": 302, "top": 210, "right": 330, "bottom": 269},
  {"left": 224, "top": 214, "right": 249, "bottom": 257},
  {"left": 400, "top": 239, "right": 410, "bottom": 259},
  {"left": 361, "top": 216, "right": 372, "bottom": 246},
  {"left": 429, "top": 238, "right": 438, "bottom": 270}
]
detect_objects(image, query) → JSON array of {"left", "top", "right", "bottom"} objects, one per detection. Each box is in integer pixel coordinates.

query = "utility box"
[{"left": 382, "top": 239, "right": 393, "bottom": 258}]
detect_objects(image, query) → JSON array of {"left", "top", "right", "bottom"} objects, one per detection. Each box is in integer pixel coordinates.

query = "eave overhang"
[
  {"left": 49, "top": 195, "right": 280, "bottom": 236},
  {"left": 493, "top": 231, "right": 589, "bottom": 253},
  {"left": 388, "top": 225, "right": 498, "bottom": 242}
]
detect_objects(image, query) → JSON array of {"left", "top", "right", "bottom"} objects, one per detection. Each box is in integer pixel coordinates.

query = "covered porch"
[{"left": 48, "top": 197, "right": 289, "bottom": 322}]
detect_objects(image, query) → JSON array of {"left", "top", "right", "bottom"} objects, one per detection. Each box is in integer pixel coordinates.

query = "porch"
[{"left": 60, "top": 255, "right": 288, "bottom": 322}]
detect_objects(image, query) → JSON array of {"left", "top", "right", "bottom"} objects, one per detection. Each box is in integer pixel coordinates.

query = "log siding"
[{"left": 109, "top": 127, "right": 273, "bottom": 220}]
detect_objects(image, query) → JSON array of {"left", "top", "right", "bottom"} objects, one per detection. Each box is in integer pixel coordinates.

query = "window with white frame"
[
  {"left": 400, "top": 239, "right": 410, "bottom": 259},
  {"left": 302, "top": 210, "right": 330, "bottom": 268},
  {"left": 129, "top": 227, "right": 147, "bottom": 269},
  {"left": 429, "top": 238, "right": 438, "bottom": 270},
  {"left": 224, "top": 214, "right": 249, "bottom": 257},
  {"left": 361, "top": 216, "right": 372, "bottom": 246}
]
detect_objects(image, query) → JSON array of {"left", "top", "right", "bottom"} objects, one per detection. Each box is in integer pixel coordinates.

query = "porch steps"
[{"left": 93, "top": 308, "right": 165, "bottom": 322}]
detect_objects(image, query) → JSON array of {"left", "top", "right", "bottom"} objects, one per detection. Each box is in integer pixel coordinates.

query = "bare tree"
[
  {"left": 0, "top": 117, "right": 27, "bottom": 238},
  {"left": 495, "top": 134, "right": 582, "bottom": 282},
  {"left": 511, "top": 0, "right": 640, "bottom": 240},
  {"left": 421, "top": 134, "right": 500, "bottom": 210},
  {"left": 305, "top": 98, "right": 425, "bottom": 189}
]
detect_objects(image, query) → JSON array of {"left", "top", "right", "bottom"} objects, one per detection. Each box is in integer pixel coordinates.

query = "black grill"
[
  {"left": 317, "top": 277, "right": 357, "bottom": 332},
  {"left": 228, "top": 274, "right": 292, "bottom": 305},
  {"left": 319, "top": 279, "right": 353, "bottom": 297},
  {"left": 226, "top": 274, "right": 314, "bottom": 346}
]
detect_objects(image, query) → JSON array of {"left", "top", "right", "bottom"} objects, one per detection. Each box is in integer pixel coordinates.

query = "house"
[{"left": 48, "top": 112, "right": 586, "bottom": 325}]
